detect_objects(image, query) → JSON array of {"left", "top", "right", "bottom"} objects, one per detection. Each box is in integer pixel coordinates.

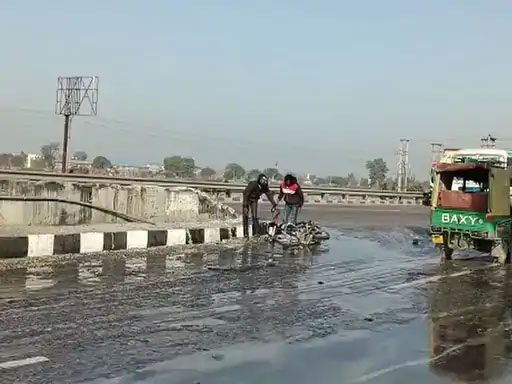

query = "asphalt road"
[
  {"left": 2, "top": 206, "right": 512, "bottom": 383},
  {"left": 231, "top": 203, "right": 429, "bottom": 230}
]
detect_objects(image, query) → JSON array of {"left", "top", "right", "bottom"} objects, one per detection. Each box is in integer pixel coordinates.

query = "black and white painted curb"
[{"left": 0, "top": 225, "right": 251, "bottom": 259}]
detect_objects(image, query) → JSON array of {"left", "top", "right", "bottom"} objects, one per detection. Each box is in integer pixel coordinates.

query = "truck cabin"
[{"left": 433, "top": 163, "right": 511, "bottom": 216}]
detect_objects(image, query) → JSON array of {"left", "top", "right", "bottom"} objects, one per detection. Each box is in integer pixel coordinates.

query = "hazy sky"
[{"left": 1, "top": 1, "right": 512, "bottom": 178}]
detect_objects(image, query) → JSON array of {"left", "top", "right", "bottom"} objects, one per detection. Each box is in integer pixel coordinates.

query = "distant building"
[
  {"left": 303, "top": 173, "right": 313, "bottom": 186},
  {"left": 25, "top": 153, "right": 43, "bottom": 168},
  {"left": 145, "top": 163, "right": 165, "bottom": 173},
  {"left": 193, "top": 167, "right": 202, "bottom": 177}
]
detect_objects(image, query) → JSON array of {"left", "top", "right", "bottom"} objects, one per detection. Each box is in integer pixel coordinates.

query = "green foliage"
[
  {"left": 163, "top": 156, "right": 195, "bottom": 178},
  {"left": 247, "top": 169, "right": 262, "bottom": 181},
  {"left": 0, "top": 153, "right": 26, "bottom": 168},
  {"left": 10, "top": 153, "right": 27, "bottom": 168},
  {"left": 263, "top": 168, "right": 280, "bottom": 180},
  {"left": 347, "top": 173, "right": 357, "bottom": 187},
  {"left": 92, "top": 156, "right": 112, "bottom": 169},
  {"left": 313, "top": 177, "right": 328, "bottom": 185},
  {"left": 0, "top": 154, "right": 10, "bottom": 167},
  {"left": 366, "top": 158, "right": 389, "bottom": 188},
  {"left": 224, "top": 163, "right": 245, "bottom": 181},
  {"left": 408, "top": 178, "right": 429, "bottom": 192},
  {"left": 382, "top": 177, "right": 397, "bottom": 191},
  {"left": 329, "top": 176, "right": 348, "bottom": 187},
  {"left": 73, "top": 151, "right": 88, "bottom": 161},
  {"left": 30, "top": 158, "right": 46, "bottom": 170},
  {"left": 41, "top": 142, "right": 60, "bottom": 168},
  {"left": 199, "top": 167, "right": 216, "bottom": 179}
]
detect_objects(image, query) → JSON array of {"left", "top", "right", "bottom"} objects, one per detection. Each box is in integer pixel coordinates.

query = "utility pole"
[
  {"left": 430, "top": 143, "right": 443, "bottom": 164},
  {"left": 397, "top": 139, "right": 410, "bottom": 192},
  {"left": 480, "top": 134, "right": 497, "bottom": 148},
  {"left": 404, "top": 139, "right": 410, "bottom": 191},
  {"left": 62, "top": 115, "right": 71, "bottom": 173},
  {"left": 55, "top": 76, "right": 99, "bottom": 173}
]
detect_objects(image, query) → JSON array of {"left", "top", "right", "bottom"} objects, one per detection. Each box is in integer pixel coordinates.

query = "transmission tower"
[
  {"left": 55, "top": 76, "right": 99, "bottom": 173},
  {"left": 480, "top": 134, "right": 497, "bottom": 148},
  {"left": 397, "top": 139, "right": 410, "bottom": 192}
]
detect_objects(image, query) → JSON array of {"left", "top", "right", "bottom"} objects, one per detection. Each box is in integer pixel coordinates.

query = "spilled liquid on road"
[{"left": 1, "top": 228, "right": 512, "bottom": 383}]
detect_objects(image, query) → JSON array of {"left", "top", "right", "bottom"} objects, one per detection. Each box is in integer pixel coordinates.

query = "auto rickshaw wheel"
[
  {"left": 441, "top": 246, "right": 453, "bottom": 261},
  {"left": 491, "top": 241, "right": 510, "bottom": 265}
]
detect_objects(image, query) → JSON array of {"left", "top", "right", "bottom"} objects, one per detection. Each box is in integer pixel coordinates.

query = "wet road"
[{"left": 2, "top": 207, "right": 512, "bottom": 383}]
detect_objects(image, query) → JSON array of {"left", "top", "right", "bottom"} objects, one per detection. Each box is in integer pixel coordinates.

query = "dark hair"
[{"left": 284, "top": 174, "right": 297, "bottom": 184}]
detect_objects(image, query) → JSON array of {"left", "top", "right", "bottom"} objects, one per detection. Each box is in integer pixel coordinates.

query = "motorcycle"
[{"left": 265, "top": 209, "right": 330, "bottom": 248}]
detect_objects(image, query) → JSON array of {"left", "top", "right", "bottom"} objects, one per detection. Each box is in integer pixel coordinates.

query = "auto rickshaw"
[{"left": 429, "top": 161, "right": 512, "bottom": 264}]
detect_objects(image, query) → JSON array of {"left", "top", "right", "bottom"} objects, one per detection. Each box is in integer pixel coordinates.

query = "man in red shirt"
[{"left": 276, "top": 174, "right": 304, "bottom": 224}]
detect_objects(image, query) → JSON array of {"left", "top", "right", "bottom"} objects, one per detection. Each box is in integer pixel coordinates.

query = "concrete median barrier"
[{"left": 0, "top": 222, "right": 249, "bottom": 259}]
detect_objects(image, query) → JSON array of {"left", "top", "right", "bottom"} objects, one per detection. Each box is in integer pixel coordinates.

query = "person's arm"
[
  {"left": 297, "top": 184, "right": 305, "bottom": 207},
  {"left": 277, "top": 185, "right": 284, "bottom": 203},
  {"left": 265, "top": 188, "right": 277, "bottom": 208}
]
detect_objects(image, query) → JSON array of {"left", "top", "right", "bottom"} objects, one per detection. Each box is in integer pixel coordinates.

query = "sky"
[{"left": 1, "top": 0, "right": 512, "bottom": 179}]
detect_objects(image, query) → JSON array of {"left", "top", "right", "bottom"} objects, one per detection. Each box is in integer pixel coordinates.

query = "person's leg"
[
  {"left": 283, "top": 204, "right": 292, "bottom": 224},
  {"left": 242, "top": 204, "right": 249, "bottom": 238},
  {"left": 250, "top": 200, "right": 259, "bottom": 236},
  {"left": 291, "top": 205, "right": 299, "bottom": 224}
]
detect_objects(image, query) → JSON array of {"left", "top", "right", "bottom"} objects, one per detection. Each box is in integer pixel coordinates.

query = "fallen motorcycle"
[{"left": 264, "top": 210, "right": 330, "bottom": 248}]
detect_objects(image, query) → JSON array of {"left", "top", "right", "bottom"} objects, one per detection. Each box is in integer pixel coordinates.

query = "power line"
[{"left": 1, "top": 105, "right": 384, "bottom": 159}]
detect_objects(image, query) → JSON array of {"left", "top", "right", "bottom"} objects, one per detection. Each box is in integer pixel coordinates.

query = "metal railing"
[{"left": 0, "top": 169, "right": 423, "bottom": 198}]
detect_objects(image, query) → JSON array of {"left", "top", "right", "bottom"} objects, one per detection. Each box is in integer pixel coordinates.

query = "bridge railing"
[{"left": 0, "top": 169, "right": 424, "bottom": 199}]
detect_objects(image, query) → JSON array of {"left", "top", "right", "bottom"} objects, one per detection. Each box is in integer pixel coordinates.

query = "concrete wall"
[{"left": 0, "top": 179, "right": 232, "bottom": 226}]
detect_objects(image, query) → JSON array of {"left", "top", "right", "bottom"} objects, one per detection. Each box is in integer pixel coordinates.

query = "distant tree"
[
  {"left": 366, "top": 158, "right": 389, "bottom": 188},
  {"left": 263, "top": 167, "right": 280, "bottom": 181},
  {"left": 199, "top": 167, "right": 216, "bottom": 180},
  {"left": 92, "top": 156, "right": 112, "bottom": 169},
  {"left": 247, "top": 169, "right": 262, "bottom": 181},
  {"left": 10, "top": 153, "right": 27, "bottom": 168},
  {"left": 330, "top": 176, "right": 348, "bottom": 187},
  {"left": 73, "top": 151, "right": 88, "bottom": 161},
  {"left": 30, "top": 158, "right": 46, "bottom": 170},
  {"left": 41, "top": 142, "right": 60, "bottom": 168},
  {"left": 383, "top": 177, "right": 397, "bottom": 191},
  {"left": 163, "top": 156, "right": 195, "bottom": 178},
  {"left": 360, "top": 177, "right": 369, "bottom": 188},
  {"left": 224, "top": 163, "right": 245, "bottom": 181},
  {"left": 347, "top": 173, "right": 358, "bottom": 187},
  {"left": 0, "top": 154, "right": 11, "bottom": 168},
  {"left": 313, "top": 177, "right": 328, "bottom": 186},
  {"left": 407, "top": 177, "right": 429, "bottom": 192}
]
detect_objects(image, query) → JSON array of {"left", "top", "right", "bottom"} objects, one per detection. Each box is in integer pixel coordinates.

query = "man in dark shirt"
[{"left": 242, "top": 173, "right": 276, "bottom": 237}]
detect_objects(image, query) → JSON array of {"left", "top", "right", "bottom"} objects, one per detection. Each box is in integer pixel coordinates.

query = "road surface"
[{"left": 2, "top": 206, "right": 512, "bottom": 383}]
